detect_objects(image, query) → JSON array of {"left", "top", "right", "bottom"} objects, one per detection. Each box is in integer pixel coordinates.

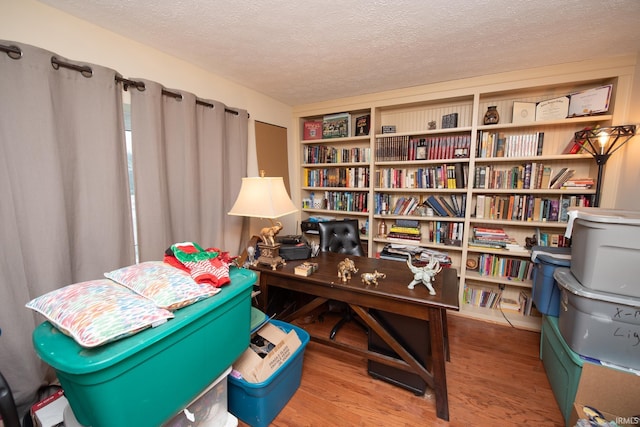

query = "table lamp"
[
  {"left": 574, "top": 124, "right": 636, "bottom": 207},
  {"left": 228, "top": 173, "right": 298, "bottom": 269}
]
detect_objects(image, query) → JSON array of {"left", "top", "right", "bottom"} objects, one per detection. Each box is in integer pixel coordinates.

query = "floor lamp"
[
  {"left": 228, "top": 173, "right": 298, "bottom": 270},
  {"left": 574, "top": 125, "right": 637, "bottom": 207}
]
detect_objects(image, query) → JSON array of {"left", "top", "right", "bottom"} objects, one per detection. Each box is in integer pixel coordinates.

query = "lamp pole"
[{"left": 592, "top": 153, "right": 610, "bottom": 208}]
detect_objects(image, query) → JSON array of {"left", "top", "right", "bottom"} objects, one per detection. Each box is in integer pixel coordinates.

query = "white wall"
[
  {"left": 615, "top": 51, "right": 640, "bottom": 211},
  {"left": 1, "top": 0, "right": 299, "bottom": 236}
]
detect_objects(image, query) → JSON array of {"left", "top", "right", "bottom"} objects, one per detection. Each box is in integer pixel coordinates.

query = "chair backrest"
[
  {"left": 317, "top": 219, "right": 365, "bottom": 256},
  {"left": 0, "top": 371, "right": 20, "bottom": 427}
]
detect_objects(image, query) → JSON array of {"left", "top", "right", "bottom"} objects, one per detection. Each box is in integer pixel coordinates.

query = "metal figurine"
[
  {"left": 337, "top": 258, "right": 358, "bottom": 282},
  {"left": 360, "top": 270, "right": 386, "bottom": 286},
  {"left": 407, "top": 255, "right": 442, "bottom": 295}
]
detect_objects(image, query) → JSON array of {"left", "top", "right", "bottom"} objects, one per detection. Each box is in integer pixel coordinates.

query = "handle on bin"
[{"left": 560, "top": 290, "right": 569, "bottom": 312}]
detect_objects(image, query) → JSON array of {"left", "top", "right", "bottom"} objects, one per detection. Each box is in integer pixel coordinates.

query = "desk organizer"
[
  {"left": 32, "top": 267, "right": 256, "bottom": 427},
  {"left": 228, "top": 320, "right": 310, "bottom": 427}
]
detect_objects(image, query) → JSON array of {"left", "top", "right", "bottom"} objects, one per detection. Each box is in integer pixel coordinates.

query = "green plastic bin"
[
  {"left": 32, "top": 266, "right": 256, "bottom": 427},
  {"left": 540, "top": 314, "right": 583, "bottom": 426}
]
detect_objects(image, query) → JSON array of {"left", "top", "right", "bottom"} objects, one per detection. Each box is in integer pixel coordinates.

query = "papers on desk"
[{"left": 380, "top": 244, "right": 451, "bottom": 266}]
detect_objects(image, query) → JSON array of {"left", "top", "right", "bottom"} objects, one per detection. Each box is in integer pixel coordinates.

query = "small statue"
[
  {"left": 337, "top": 258, "right": 358, "bottom": 282},
  {"left": 259, "top": 220, "right": 283, "bottom": 246},
  {"left": 360, "top": 270, "right": 386, "bottom": 286},
  {"left": 428, "top": 120, "right": 437, "bottom": 130},
  {"left": 407, "top": 255, "right": 442, "bottom": 295}
]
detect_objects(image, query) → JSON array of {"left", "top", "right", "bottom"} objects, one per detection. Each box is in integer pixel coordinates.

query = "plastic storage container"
[
  {"left": 531, "top": 247, "right": 571, "bottom": 316},
  {"left": 228, "top": 320, "right": 310, "bottom": 427},
  {"left": 540, "top": 315, "right": 584, "bottom": 426},
  {"left": 163, "top": 367, "right": 232, "bottom": 427},
  {"left": 32, "top": 267, "right": 256, "bottom": 427},
  {"left": 554, "top": 267, "right": 640, "bottom": 370},
  {"left": 565, "top": 208, "right": 640, "bottom": 297}
]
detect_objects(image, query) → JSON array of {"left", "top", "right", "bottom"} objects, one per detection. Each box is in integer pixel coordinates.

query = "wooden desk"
[{"left": 253, "top": 252, "right": 459, "bottom": 421}]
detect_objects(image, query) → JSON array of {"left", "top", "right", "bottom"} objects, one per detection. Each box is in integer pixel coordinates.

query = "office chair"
[
  {"left": 0, "top": 370, "right": 20, "bottom": 427},
  {"left": 317, "top": 219, "right": 368, "bottom": 340}
]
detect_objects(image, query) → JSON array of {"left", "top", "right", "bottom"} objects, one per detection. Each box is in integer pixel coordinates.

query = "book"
[
  {"left": 303, "top": 120, "right": 323, "bottom": 140},
  {"left": 438, "top": 195, "right": 457, "bottom": 217},
  {"left": 441, "top": 112, "right": 458, "bottom": 129},
  {"left": 355, "top": 114, "right": 371, "bottom": 136},
  {"left": 550, "top": 169, "right": 575, "bottom": 189},
  {"left": 548, "top": 167, "right": 568, "bottom": 188},
  {"left": 425, "top": 195, "right": 449, "bottom": 217},
  {"left": 323, "top": 113, "right": 351, "bottom": 139}
]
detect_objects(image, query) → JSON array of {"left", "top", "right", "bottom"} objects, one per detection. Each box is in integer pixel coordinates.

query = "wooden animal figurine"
[
  {"left": 407, "top": 255, "right": 442, "bottom": 295},
  {"left": 360, "top": 270, "right": 386, "bottom": 286},
  {"left": 337, "top": 258, "right": 358, "bottom": 282},
  {"left": 259, "top": 221, "right": 283, "bottom": 246}
]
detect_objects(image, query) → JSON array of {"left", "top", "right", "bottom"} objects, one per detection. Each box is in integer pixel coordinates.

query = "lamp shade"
[{"left": 228, "top": 176, "right": 298, "bottom": 219}]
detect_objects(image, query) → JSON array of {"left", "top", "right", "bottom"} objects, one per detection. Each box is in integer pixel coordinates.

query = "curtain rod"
[{"left": 1, "top": 43, "right": 247, "bottom": 117}]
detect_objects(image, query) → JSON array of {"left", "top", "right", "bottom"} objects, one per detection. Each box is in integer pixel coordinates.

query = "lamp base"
[{"left": 257, "top": 243, "right": 286, "bottom": 270}]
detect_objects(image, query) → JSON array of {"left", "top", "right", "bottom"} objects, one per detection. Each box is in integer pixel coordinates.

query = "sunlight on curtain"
[{"left": 130, "top": 80, "right": 248, "bottom": 261}]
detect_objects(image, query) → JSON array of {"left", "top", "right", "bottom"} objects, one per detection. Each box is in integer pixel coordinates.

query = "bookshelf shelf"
[{"left": 295, "top": 70, "right": 627, "bottom": 331}]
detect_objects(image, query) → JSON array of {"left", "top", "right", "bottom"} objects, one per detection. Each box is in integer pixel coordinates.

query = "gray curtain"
[
  {"left": 130, "top": 80, "right": 248, "bottom": 260},
  {"left": 0, "top": 41, "right": 134, "bottom": 416}
]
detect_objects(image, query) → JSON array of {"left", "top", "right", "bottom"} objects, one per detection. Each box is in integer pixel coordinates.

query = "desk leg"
[
  {"left": 258, "top": 272, "right": 268, "bottom": 312},
  {"left": 429, "top": 307, "right": 449, "bottom": 421}
]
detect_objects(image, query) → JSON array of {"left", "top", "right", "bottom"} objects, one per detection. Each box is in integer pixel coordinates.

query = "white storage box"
[
  {"left": 565, "top": 208, "right": 640, "bottom": 298},
  {"left": 554, "top": 268, "right": 640, "bottom": 370},
  {"left": 164, "top": 367, "right": 232, "bottom": 427}
]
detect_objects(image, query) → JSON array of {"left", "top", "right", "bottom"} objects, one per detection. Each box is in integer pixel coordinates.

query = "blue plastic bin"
[
  {"left": 228, "top": 320, "right": 310, "bottom": 427},
  {"left": 531, "top": 247, "right": 571, "bottom": 316}
]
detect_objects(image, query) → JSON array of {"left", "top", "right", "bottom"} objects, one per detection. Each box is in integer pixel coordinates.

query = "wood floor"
[{"left": 236, "top": 311, "right": 564, "bottom": 427}]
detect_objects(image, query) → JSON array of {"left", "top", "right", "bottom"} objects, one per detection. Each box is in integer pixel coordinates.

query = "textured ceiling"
[{"left": 38, "top": 0, "right": 640, "bottom": 106}]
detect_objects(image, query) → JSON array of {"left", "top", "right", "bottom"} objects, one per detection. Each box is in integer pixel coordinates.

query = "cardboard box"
[
  {"left": 30, "top": 389, "right": 67, "bottom": 427},
  {"left": 570, "top": 363, "right": 640, "bottom": 427},
  {"left": 233, "top": 321, "right": 302, "bottom": 383}
]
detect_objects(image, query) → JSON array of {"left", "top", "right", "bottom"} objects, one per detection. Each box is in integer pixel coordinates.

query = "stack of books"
[
  {"left": 386, "top": 219, "right": 421, "bottom": 243},
  {"left": 469, "top": 227, "right": 525, "bottom": 252}
]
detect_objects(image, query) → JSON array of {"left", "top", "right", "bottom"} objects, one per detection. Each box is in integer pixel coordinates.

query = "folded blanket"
[{"left": 165, "top": 242, "right": 234, "bottom": 287}]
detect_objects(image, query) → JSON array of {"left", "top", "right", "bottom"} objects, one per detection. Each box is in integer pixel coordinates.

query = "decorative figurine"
[
  {"left": 337, "top": 258, "right": 358, "bottom": 282},
  {"left": 407, "top": 255, "right": 442, "bottom": 295},
  {"left": 360, "top": 270, "right": 386, "bottom": 286},
  {"left": 428, "top": 120, "right": 437, "bottom": 130}
]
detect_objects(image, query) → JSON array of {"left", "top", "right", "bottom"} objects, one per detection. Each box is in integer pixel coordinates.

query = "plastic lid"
[
  {"left": 535, "top": 253, "right": 571, "bottom": 267},
  {"left": 553, "top": 268, "right": 640, "bottom": 307},
  {"left": 564, "top": 207, "right": 640, "bottom": 238}
]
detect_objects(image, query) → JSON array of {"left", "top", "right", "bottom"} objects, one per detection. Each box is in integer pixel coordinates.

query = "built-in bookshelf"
[{"left": 294, "top": 66, "right": 631, "bottom": 331}]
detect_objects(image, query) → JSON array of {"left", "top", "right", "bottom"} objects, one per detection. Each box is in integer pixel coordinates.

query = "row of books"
[
  {"left": 476, "top": 131, "right": 544, "bottom": 158},
  {"left": 463, "top": 285, "right": 536, "bottom": 316},
  {"left": 473, "top": 164, "right": 588, "bottom": 190},
  {"left": 376, "top": 163, "right": 467, "bottom": 190},
  {"left": 303, "top": 145, "right": 371, "bottom": 164},
  {"left": 303, "top": 167, "right": 370, "bottom": 188},
  {"left": 308, "top": 191, "right": 368, "bottom": 213},
  {"left": 473, "top": 252, "right": 535, "bottom": 281},
  {"left": 424, "top": 194, "right": 466, "bottom": 218},
  {"left": 374, "top": 193, "right": 466, "bottom": 218},
  {"left": 474, "top": 194, "right": 593, "bottom": 222},
  {"left": 375, "top": 134, "right": 471, "bottom": 161}
]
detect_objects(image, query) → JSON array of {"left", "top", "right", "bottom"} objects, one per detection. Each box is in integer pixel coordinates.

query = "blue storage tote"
[
  {"left": 228, "top": 320, "right": 310, "bottom": 427},
  {"left": 540, "top": 315, "right": 583, "bottom": 426},
  {"left": 531, "top": 247, "right": 571, "bottom": 316}
]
